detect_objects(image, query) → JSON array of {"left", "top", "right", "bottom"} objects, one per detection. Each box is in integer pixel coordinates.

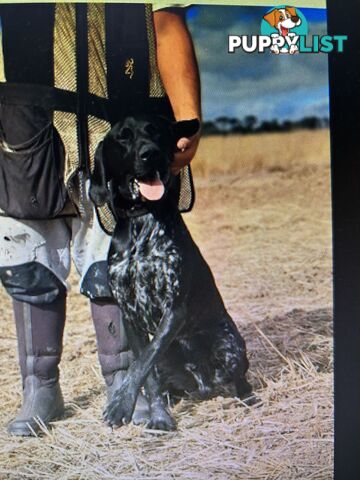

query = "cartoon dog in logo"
[{"left": 263, "top": 6, "right": 302, "bottom": 55}]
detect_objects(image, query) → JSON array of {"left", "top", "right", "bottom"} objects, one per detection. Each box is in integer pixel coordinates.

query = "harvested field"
[{"left": 0, "top": 130, "right": 333, "bottom": 479}]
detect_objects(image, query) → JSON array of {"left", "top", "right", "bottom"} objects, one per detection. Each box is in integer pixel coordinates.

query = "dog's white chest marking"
[{"left": 109, "top": 216, "right": 181, "bottom": 334}]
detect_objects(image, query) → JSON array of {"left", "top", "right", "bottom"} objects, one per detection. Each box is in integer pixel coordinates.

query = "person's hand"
[{"left": 172, "top": 129, "right": 201, "bottom": 175}]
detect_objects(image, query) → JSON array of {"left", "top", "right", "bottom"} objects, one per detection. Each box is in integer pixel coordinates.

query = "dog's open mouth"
[{"left": 130, "top": 171, "right": 165, "bottom": 201}]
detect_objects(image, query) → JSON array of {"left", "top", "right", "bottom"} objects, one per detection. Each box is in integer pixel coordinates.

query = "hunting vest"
[{"left": 0, "top": 4, "right": 195, "bottom": 233}]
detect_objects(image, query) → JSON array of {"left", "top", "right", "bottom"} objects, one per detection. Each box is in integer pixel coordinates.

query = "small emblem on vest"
[{"left": 125, "top": 58, "right": 135, "bottom": 79}]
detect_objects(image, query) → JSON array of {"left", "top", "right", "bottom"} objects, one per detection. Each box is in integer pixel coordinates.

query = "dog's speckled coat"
[{"left": 90, "top": 115, "right": 252, "bottom": 430}]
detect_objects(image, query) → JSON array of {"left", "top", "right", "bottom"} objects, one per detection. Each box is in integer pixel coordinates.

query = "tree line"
[{"left": 202, "top": 115, "right": 330, "bottom": 135}]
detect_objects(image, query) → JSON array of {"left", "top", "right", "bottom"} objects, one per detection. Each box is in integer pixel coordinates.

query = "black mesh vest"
[{"left": 0, "top": 4, "right": 195, "bottom": 232}]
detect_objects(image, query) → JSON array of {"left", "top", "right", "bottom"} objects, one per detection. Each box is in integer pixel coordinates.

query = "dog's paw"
[
  {"left": 131, "top": 395, "right": 151, "bottom": 425},
  {"left": 271, "top": 45, "right": 280, "bottom": 55},
  {"left": 103, "top": 387, "right": 137, "bottom": 427},
  {"left": 147, "top": 407, "right": 177, "bottom": 431}
]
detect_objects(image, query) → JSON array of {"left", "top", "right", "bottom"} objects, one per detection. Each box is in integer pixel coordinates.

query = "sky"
[{"left": 186, "top": 6, "right": 329, "bottom": 122}]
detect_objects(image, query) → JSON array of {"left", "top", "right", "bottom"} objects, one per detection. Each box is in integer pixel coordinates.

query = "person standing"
[{"left": 0, "top": 3, "right": 201, "bottom": 436}]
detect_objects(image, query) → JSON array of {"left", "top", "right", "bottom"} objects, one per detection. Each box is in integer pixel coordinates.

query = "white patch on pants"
[{"left": 0, "top": 182, "right": 111, "bottom": 291}]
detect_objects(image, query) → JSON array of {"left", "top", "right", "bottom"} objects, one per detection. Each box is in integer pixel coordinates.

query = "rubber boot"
[
  {"left": 7, "top": 297, "right": 66, "bottom": 436},
  {"left": 91, "top": 301, "right": 150, "bottom": 425}
]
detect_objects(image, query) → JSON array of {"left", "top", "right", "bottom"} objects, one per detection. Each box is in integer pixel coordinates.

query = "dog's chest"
[{"left": 109, "top": 217, "right": 181, "bottom": 334}]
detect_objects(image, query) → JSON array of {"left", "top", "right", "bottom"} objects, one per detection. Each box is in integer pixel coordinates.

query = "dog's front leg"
[
  {"left": 122, "top": 319, "right": 177, "bottom": 431},
  {"left": 104, "top": 306, "right": 185, "bottom": 427}
]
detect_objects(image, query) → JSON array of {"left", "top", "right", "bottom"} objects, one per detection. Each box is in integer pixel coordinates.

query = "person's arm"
[{"left": 153, "top": 9, "right": 201, "bottom": 174}]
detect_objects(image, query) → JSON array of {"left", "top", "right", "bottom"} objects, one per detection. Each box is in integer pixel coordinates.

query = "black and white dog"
[{"left": 89, "top": 115, "right": 252, "bottom": 430}]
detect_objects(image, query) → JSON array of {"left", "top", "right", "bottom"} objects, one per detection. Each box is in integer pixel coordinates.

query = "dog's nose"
[
  {"left": 139, "top": 146, "right": 160, "bottom": 162},
  {"left": 291, "top": 15, "right": 300, "bottom": 22}
]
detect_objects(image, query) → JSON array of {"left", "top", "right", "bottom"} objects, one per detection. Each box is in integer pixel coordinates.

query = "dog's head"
[
  {"left": 263, "top": 7, "right": 301, "bottom": 35},
  {"left": 89, "top": 115, "right": 200, "bottom": 209}
]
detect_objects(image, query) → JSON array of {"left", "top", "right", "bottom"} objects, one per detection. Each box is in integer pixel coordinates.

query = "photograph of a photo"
[{"left": 0, "top": 2, "right": 332, "bottom": 479}]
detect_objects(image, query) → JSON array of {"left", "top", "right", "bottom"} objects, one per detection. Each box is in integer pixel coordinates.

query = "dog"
[
  {"left": 89, "top": 115, "right": 252, "bottom": 430},
  {"left": 263, "top": 6, "right": 302, "bottom": 55}
]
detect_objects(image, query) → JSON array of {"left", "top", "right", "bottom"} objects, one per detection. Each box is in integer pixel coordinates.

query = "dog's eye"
[
  {"left": 144, "top": 124, "right": 157, "bottom": 136},
  {"left": 279, "top": 15, "right": 284, "bottom": 20},
  {"left": 117, "top": 127, "right": 133, "bottom": 141}
]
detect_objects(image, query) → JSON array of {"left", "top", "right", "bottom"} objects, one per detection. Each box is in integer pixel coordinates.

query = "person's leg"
[
  {"left": 0, "top": 216, "right": 71, "bottom": 435},
  {"left": 8, "top": 296, "right": 66, "bottom": 435},
  {"left": 71, "top": 195, "right": 150, "bottom": 424},
  {"left": 90, "top": 301, "right": 150, "bottom": 424}
]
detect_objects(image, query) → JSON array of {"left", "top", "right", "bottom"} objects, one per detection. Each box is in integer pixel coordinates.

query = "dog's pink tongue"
[{"left": 138, "top": 178, "right": 165, "bottom": 201}]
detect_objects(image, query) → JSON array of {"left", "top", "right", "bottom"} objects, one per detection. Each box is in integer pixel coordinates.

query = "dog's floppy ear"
[
  {"left": 172, "top": 119, "right": 200, "bottom": 147},
  {"left": 89, "top": 141, "right": 110, "bottom": 207},
  {"left": 285, "top": 6, "right": 297, "bottom": 17},
  {"left": 263, "top": 9, "right": 279, "bottom": 27}
]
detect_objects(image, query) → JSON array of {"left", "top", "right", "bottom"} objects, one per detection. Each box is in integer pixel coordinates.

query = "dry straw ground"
[{"left": 0, "top": 130, "right": 332, "bottom": 479}]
